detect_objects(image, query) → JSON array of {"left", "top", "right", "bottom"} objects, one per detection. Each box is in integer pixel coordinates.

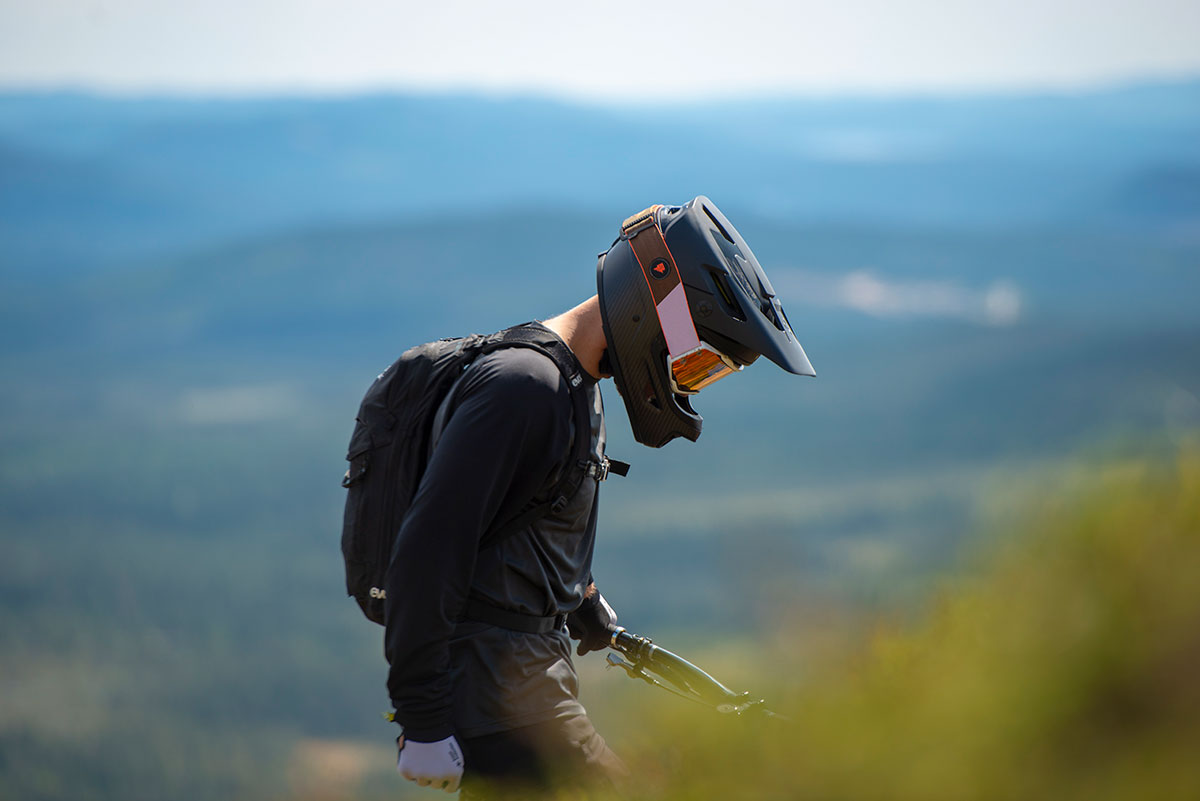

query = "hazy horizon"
[{"left": 4, "top": 0, "right": 1200, "bottom": 101}]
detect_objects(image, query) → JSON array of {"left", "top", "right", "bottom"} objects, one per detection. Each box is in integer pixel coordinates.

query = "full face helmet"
[{"left": 596, "top": 196, "right": 815, "bottom": 447}]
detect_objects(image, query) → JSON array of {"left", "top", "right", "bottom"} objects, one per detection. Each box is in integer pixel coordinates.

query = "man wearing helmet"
[
  {"left": 596, "top": 199, "right": 814, "bottom": 447},
  {"left": 387, "top": 197, "right": 814, "bottom": 796}
]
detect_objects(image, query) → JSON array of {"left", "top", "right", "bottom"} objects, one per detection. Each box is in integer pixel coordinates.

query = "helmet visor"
[{"left": 670, "top": 341, "right": 742, "bottom": 395}]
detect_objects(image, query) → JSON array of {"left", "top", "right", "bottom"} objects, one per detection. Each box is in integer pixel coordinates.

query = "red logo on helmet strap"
[{"left": 649, "top": 258, "right": 670, "bottom": 279}]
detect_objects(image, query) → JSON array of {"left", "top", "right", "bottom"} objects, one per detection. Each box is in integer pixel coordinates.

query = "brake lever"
[{"left": 605, "top": 652, "right": 650, "bottom": 682}]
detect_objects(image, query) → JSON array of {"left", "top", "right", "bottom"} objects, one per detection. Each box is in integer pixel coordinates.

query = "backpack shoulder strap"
[{"left": 476, "top": 324, "right": 597, "bottom": 550}]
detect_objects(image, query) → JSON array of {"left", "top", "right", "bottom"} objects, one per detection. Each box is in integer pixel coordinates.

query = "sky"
[{"left": 1, "top": 0, "right": 1199, "bottom": 100}]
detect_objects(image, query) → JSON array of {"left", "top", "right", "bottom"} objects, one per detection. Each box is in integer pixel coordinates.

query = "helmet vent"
[
  {"left": 763, "top": 299, "right": 784, "bottom": 331},
  {"left": 779, "top": 304, "right": 796, "bottom": 337},
  {"left": 702, "top": 205, "right": 735, "bottom": 244},
  {"left": 704, "top": 265, "right": 746, "bottom": 322}
]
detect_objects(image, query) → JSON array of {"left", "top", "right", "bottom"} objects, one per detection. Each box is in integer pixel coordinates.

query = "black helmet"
[{"left": 596, "top": 196, "right": 815, "bottom": 448}]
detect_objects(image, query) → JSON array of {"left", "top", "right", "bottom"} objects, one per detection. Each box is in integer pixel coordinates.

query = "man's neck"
[{"left": 542, "top": 295, "right": 609, "bottom": 380}]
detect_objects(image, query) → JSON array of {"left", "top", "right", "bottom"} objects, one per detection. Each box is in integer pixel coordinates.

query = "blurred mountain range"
[
  {"left": 2, "top": 81, "right": 1198, "bottom": 272},
  {"left": 3, "top": 79, "right": 1199, "bottom": 618},
  {"left": 1, "top": 82, "right": 1198, "bottom": 800}
]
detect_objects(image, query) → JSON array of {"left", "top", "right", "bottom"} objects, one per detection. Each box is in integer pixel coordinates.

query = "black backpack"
[{"left": 340, "top": 323, "right": 618, "bottom": 626}]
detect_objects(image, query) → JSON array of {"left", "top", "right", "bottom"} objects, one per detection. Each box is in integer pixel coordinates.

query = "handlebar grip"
[{"left": 610, "top": 628, "right": 742, "bottom": 706}]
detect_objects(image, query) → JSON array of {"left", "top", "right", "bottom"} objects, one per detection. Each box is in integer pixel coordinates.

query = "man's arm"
[{"left": 383, "top": 350, "right": 571, "bottom": 740}]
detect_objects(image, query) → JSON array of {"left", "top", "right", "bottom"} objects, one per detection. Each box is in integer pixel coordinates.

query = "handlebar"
[{"left": 605, "top": 627, "right": 782, "bottom": 718}]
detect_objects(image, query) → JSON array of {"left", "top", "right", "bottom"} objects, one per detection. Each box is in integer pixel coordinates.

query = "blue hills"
[
  {"left": 2, "top": 79, "right": 1198, "bottom": 525},
  {"left": 2, "top": 80, "right": 1198, "bottom": 272},
  {"left": 2, "top": 80, "right": 1198, "bottom": 525}
]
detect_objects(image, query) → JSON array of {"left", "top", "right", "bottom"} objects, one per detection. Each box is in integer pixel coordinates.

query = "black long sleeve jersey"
[{"left": 384, "top": 328, "right": 607, "bottom": 741}]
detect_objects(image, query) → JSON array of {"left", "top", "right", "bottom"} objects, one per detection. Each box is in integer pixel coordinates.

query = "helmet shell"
[{"left": 597, "top": 196, "right": 814, "bottom": 448}]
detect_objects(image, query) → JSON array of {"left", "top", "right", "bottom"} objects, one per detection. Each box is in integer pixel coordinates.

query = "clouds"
[
  {"left": 175, "top": 382, "right": 303, "bottom": 425},
  {"left": 776, "top": 268, "right": 1023, "bottom": 325}
]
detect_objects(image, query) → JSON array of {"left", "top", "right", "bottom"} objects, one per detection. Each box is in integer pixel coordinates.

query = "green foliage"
[{"left": 596, "top": 446, "right": 1200, "bottom": 801}]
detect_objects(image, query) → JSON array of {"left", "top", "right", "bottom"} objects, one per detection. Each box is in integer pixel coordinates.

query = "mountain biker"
[{"left": 387, "top": 197, "right": 814, "bottom": 796}]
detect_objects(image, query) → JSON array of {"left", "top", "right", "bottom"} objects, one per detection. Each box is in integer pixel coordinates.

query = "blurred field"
[{"left": 578, "top": 443, "right": 1200, "bottom": 801}]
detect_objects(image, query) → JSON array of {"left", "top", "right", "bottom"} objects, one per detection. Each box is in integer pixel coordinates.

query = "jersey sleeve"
[{"left": 383, "top": 348, "right": 572, "bottom": 740}]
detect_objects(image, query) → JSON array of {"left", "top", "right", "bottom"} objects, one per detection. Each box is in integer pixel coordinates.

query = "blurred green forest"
[
  {"left": 1, "top": 85, "right": 1199, "bottom": 799},
  {"left": 8, "top": 440, "right": 1196, "bottom": 799},
  {"left": 595, "top": 445, "right": 1200, "bottom": 801}
]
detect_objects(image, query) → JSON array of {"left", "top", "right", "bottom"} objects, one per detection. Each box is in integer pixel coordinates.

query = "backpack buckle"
[
  {"left": 583, "top": 458, "right": 611, "bottom": 482},
  {"left": 581, "top": 457, "right": 629, "bottom": 482}
]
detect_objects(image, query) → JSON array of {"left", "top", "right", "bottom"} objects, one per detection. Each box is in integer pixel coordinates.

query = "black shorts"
[{"left": 459, "top": 714, "right": 628, "bottom": 799}]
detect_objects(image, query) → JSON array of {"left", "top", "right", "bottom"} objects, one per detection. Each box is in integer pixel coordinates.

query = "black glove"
[{"left": 566, "top": 589, "right": 618, "bottom": 656}]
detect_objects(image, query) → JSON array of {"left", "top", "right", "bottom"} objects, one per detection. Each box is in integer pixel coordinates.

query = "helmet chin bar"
[{"left": 674, "top": 392, "right": 697, "bottom": 416}]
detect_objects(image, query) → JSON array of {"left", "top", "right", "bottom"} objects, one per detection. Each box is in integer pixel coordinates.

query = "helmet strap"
[{"left": 621, "top": 207, "right": 701, "bottom": 360}]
